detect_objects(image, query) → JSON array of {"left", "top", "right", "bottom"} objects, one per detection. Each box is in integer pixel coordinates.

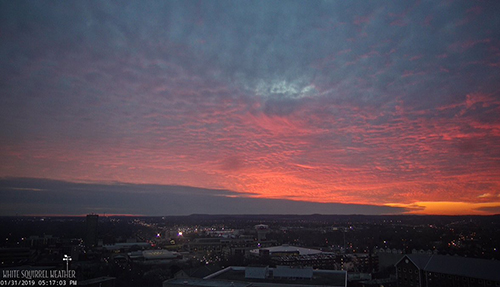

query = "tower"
[{"left": 255, "top": 224, "right": 269, "bottom": 242}]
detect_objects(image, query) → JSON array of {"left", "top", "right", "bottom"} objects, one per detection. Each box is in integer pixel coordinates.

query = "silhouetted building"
[
  {"left": 85, "top": 214, "right": 98, "bottom": 248},
  {"left": 376, "top": 248, "right": 404, "bottom": 271},
  {"left": 396, "top": 254, "right": 500, "bottom": 287},
  {"left": 188, "top": 237, "right": 276, "bottom": 257}
]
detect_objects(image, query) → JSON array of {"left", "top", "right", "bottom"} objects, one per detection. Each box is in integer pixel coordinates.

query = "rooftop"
[
  {"left": 164, "top": 278, "right": 250, "bottom": 287},
  {"left": 250, "top": 244, "right": 323, "bottom": 256},
  {"left": 205, "top": 266, "right": 346, "bottom": 287},
  {"left": 399, "top": 254, "right": 500, "bottom": 282}
]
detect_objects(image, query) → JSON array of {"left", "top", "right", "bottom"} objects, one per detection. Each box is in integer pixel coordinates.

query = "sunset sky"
[{"left": 1, "top": 1, "right": 500, "bottom": 216}]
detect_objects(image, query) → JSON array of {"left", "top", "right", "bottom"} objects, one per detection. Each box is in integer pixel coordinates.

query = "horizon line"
[{"left": 1, "top": 213, "right": 499, "bottom": 218}]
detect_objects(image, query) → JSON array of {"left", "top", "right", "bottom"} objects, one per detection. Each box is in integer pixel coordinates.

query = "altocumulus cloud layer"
[{"left": 1, "top": 1, "right": 500, "bottom": 215}]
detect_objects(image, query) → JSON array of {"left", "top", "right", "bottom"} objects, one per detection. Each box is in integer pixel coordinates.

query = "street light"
[{"left": 63, "top": 254, "right": 72, "bottom": 273}]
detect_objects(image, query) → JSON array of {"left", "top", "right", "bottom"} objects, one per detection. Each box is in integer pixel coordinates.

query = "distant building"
[
  {"left": 128, "top": 249, "right": 183, "bottom": 266},
  {"left": 85, "top": 214, "right": 99, "bottom": 248},
  {"left": 102, "top": 242, "right": 152, "bottom": 251},
  {"left": 135, "top": 249, "right": 182, "bottom": 261},
  {"left": 250, "top": 244, "right": 323, "bottom": 257},
  {"left": 255, "top": 224, "right": 269, "bottom": 241},
  {"left": 188, "top": 237, "right": 276, "bottom": 257},
  {"left": 396, "top": 254, "right": 500, "bottom": 287},
  {"left": 27, "top": 235, "right": 58, "bottom": 248},
  {"left": 375, "top": 247, "right": 404, "bottom": 271},
  {"left": 272, "top": 253, "right": 338, "bottom": 269},
  {"left": 249, "top": 244, "right": 339, "bottom": 268},
  {"left": 345, "top": 253, "right": 379, "bottom": 273}
]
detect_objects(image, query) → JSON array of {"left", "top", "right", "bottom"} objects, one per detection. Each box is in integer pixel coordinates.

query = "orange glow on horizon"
[{"left": 386, "top": 201, "right": 500, "bottom": 215}]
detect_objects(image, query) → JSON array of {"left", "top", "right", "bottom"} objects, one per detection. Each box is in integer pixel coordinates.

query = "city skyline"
[{"left": 1, "top": 1, "right": 500, "bottom": 215}]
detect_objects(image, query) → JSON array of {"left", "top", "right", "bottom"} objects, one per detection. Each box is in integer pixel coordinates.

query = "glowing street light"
[{"left": 63, "top": 254, "right": 72, "bottom": 273}]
